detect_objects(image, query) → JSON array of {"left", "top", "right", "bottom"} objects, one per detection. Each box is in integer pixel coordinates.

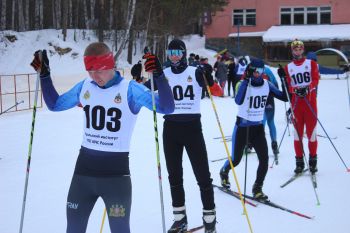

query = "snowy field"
[{"left": 1, "top": 30, "right": 350, "bottom": 233}]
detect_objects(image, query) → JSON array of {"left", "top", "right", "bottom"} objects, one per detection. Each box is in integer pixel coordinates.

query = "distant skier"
[
  {"left": 219, "top": 59, "right": 288, "bottom": 200},
  {"left": 233, "top": 57, "right": 248, "bottom": 97},
  {"left": 263, "top": 66, "right": 280, "bottom": 156},
  {"left": 30, "top": 42, "right": 174, "bottom": 233},
  {"left": 278, "top": 39, "right": 320, "bottom": 174}
]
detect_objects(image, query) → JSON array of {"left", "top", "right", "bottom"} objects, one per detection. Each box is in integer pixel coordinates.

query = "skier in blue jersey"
[
  {"left": 263, "top": 66, "right": 280, "bottom": 156},
  {"left": 219, "top": 59, "right": 288, "bottom": 200},
  {"left": 30, "top": 42, "right": 174, "bottom": 233}
]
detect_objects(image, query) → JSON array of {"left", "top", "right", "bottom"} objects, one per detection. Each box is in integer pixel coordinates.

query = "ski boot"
[
  {"left": 168, "top": 206, "right": 187, "bottom": 233},
  {"left": 294, "top": 157, "right": 305, "bottom": 174},
  {"left": 309, "top": 155, "right": 318, "bottom": 174},
  {"left": 203, "top": 209, "right": 217, "bottom": 233},
  {"left": 271, "top": 141, "right": 279, "bottom": 155},
  {"left": 219, "top": 168, "right": 230, "bottom": 189},
  {"left": 252, "top": 183, "right": 269, "bottom": 201}
]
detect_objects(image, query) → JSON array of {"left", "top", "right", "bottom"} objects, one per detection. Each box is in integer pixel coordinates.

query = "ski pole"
[
  {"left": 243, "top": 78, "right": 252, "bottom": 207},
  {"left": 284, "top": 102, "right": 290, "bottom": 136},
  {"left": 346, "top": 72, "right": 350, "bottom": 118},
  {"left": 270, "top": 122, "right": 288, "bottom": 168},
  {"left": 203, "top": 74, "right": 254, "bottom": 233},
  {"left": 0, "top": 100, "right": 24, "bottom": 115},
  {"left": 99, "top": 209, "right": 107, "bottom": 233},
  {"left": 19, "top": 69, "right": 41, "bottom": 233},
  {"left": 144, "top": 47, "right": 166, "bottom": 233},
  {"left": 279, "top": 73, "right": 321, "bottom": 205},
  {"left": 304, "top": 98, "right": 350, "bottom": 172}
]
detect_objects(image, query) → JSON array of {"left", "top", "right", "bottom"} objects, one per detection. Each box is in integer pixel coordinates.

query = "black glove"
[
  {"left": 30, "top": 50, "right": 50, "bottom": 77},
  {"left": 142, "top": 53, "right": 163, "bottom": 77},
  {"left": 295, "top": 86, "right": 309, "bottom": 97},
  {"left": 244, "top": 64, "right": 253, "bottom": 80},
  {"left": 277, "top": 64, "right": 286, "bottom": 79},
  {"left": 286, "top": 108, "right": 292, "bottom": 123}
]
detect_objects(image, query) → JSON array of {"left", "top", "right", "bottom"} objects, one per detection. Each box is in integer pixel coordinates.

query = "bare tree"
[
  {"left": 17, "top": 0, "right": 25, "bottom": 31},
  {"left": 25, "top": 0, "right": 29, "bottom": 30},
  {"left": 114, "top": 0, "right": 136, "bottom": 61},
  {"left": 109, "top": 0, "right": 113, "bottom": 29},
  {"left": 11, "top": 0, "right": 15, "bottom": 30},
  {"left": 62, "top": 0, "right": 68, "bottom": 40},
  {"left": 1, "top": 0, "right": 6, "bottom": 30},
  {"left": 82, "top": 0, "right": 88, "bottom": 28}
]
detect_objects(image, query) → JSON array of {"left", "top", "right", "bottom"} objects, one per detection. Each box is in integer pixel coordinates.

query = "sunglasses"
[{"left": 166, "top": 49, "right": 184, "bottom": 57}]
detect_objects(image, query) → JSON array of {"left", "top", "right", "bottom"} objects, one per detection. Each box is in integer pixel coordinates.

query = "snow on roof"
[
  {"left": 228, "top": 31, "right": 266, "bottom": 37},
  {"left": 263, "top": 24, "right": 350, "bottom": 42}
]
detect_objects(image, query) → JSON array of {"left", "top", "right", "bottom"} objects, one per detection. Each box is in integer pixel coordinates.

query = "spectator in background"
[
  {"left": 131, "top": 60, "right": 144, "bottom": 83},
  {"left": 200, "top": 57, "right": 214, "bottom": 98},
  {"left": 227, "top": 57, "right": 236, "bottom": 97},
  {"left": 188, "top": 53, "right": 196, "bottom": 66},
  {"left": 216, "top": 57, "right": 228, "bottom": 96}
]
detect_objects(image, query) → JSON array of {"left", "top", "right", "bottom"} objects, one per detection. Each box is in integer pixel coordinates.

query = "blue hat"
[{"left": 250, "top": 58, "right": 264, "bottom": 68}]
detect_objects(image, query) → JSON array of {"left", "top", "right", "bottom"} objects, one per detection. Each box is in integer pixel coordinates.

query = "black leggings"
[
  {"left": 66, "top": 175, "right": 131, "bottom": 233},
  {"left": 223, "top": 124, "right": 269, "bottom": 186},
  {"left": 163, "top": 119, "right": 215, "bottom": 210}
]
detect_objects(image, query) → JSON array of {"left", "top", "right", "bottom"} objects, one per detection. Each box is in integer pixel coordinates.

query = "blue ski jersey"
[{"left": 40, "top": 71, "right": 174, "bottom": 114}]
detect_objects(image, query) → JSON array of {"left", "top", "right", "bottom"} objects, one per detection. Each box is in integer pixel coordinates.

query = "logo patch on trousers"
[
  {"left": 67, "top": 202, "right": 79, "bottom": 209},
  {"left": 109, "top": 204, "right": 126, "bottom": 217}
]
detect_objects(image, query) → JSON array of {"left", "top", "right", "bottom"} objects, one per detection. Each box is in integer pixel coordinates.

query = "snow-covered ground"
[{"left": 1, "top": 31, "right": 350, "bottom": 233}]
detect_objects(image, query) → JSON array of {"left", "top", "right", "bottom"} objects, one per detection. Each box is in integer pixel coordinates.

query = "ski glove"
[
  {"left": 295, "top": 86, "right": 309, "bottom": 97},
  {"left": 244, "top": 64, "right": 253, "bottom": 79},
  {"left": 30, "top": 50, "right": 50, "bottom": 77},
  {"left": 142, "top": 53, "right": 163, "bottom": 78},
  {"left": 286, "top": 108, "right": 292, "bottom": 124}
]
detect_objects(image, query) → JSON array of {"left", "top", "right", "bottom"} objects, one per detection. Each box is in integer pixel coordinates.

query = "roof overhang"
[
  {"left": 228, "top": 31, "right": 266, "bottom": 38},
  {"left": 263, "top": 24, "right": 350, "bottom": 43}
]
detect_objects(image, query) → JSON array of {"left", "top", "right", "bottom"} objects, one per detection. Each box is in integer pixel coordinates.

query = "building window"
[
  {"left": 233, "top": 9, "right": 256, "bottom": 26},
  {"left": 280, "top": 6, "right": 331, "bottom": 25},
  {"left": 320, "top": 6, "right": 331, "bottom": 24},
  {"left": 281, "top": 8, "right": 291, "bottom": 25}
]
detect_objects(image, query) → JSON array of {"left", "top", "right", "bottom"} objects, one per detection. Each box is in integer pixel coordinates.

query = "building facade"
[{"left": 204, "top": 0, "right": 350, "bottom": 62}]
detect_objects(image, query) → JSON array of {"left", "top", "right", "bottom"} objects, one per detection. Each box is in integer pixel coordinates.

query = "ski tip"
[
  {"left": 316, "top": 202, "right": 321, "bottom": 206},
  {"left": 346, "top": 168, "right": 350, "bottom": 172}
]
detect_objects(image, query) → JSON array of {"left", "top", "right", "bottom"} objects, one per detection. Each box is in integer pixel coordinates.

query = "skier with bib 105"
[
  {"left": 219, "top": 58, "right": 288, "bottom": 200},
  {"left": 30, "top": 42, "right": 174, "bottom": 233}
]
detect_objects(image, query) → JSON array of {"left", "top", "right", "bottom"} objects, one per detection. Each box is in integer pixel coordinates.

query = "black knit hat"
[{"left": 168, "top": 39, "right": 187, "bottom": 63}]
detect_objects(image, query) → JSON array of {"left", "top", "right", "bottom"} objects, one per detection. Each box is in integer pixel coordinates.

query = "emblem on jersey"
[
  {"left": 290, "top": 69, "right": 293, "bottom": 73},
  {"left": 187, "top": 76, "right": 193, "bottom": 82},
  {"left": 114, "top": 93, "right": 122, "bottom": 103},
  {"left": 305, "top": 65, "right": 309, "bottom": 70},
  {"left": 109, "top": 204, "right": 126, "bottom": 217},
  {"left": 83, "top": 90, "right": 90, "bottom": 100}
]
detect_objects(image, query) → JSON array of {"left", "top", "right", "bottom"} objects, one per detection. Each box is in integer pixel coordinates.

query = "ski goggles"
[
  {"left": 84, "top": 52, "right": 115, "bottom": 71},
  {"left": 249, "top": 66, "right": 265, "bottom": 75},
  {"left": 166, "top": 49, "right": 185, "bottom": 57}
]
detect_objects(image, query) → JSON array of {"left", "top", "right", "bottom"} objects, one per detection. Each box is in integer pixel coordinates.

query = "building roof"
[
  {"left": 228, "top": 31, "right": 266, "bottom": 37},
  {"left": 263, "top": 24, "right": 350, "bottom": 42}
]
